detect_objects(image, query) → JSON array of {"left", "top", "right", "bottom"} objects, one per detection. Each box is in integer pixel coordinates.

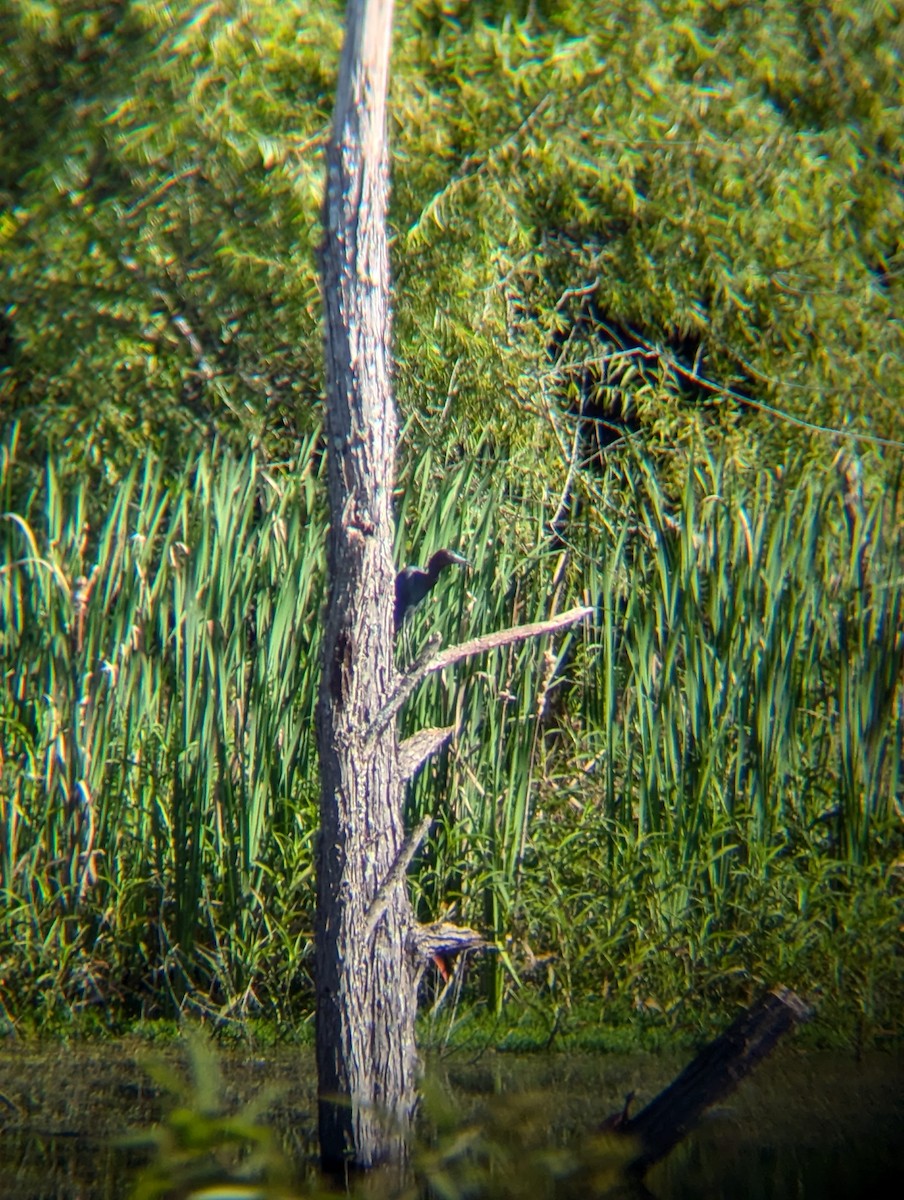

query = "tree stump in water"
[{"left": 612, "top": 986, "right": 811, "bottom": 1176}]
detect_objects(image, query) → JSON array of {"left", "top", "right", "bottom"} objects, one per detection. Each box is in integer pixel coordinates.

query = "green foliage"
[
  {"left": 7, "top": 431, "right": 900, "bottom": 1039},
  {"left": 392, "top": 0, "right": 904, "bottom": 454},
  {"left": 403, "top": 443, "right": 903, "bottom": 1037},
  {"left": 2, "top": 1, "right": 901, "bottom": 480},
  {"left": 124, "top": 1032, "right": 637, "bottom": 1200},
  {"left": 2, "top": 0, "right": 335, "bottom": 474},
  {"left": 1, "top": 0, "right": 902, "bottom": 1037},
  {"left": 0, "top": 430, "right": 325, "bottom": 1021},
  {"left": 124, "top": 1031, "right": 294, "bottom": 1199}
]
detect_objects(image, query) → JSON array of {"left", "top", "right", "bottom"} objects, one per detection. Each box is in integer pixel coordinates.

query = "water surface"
[{"left": 0, "top": 1041, "right": 900, "bottom": 1198}]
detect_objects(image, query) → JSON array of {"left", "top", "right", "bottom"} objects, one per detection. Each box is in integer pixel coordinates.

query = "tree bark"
[
  {"left": 316, "top": 0, "right": 415, "bottom": 1172},
  {"left": 313, "top": 0, "right": 594, "bottom": 1172}
]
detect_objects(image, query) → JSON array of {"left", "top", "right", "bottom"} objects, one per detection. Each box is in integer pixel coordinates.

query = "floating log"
[{"left": 618, "top": 986, "right": 811, "bottom": 1176}]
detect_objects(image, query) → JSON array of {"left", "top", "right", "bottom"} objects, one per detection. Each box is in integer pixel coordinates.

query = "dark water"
[
  {"left": 433, "top": 1049, "right": 903, "bottom": 1200},
  {"left": 0, "top": 1041, "right": 900, "bottom": 1198}
]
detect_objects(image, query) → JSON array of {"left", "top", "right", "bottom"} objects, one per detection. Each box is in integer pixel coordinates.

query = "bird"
[
  {"left": 394, "top": 548, "right": 469, "bottom": 631},
  {"left": 599, "top": 1091, "right": 635, "bottom": 1133}
]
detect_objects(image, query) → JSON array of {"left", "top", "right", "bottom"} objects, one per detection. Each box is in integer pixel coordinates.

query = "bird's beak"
[{"left": 448, "top": 551, "right": 470, "bottom": 567}]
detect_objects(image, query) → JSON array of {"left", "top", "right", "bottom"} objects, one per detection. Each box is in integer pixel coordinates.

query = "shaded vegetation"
[{"left": 1, "top": 1034, "right": 902, "bottom": 1199}]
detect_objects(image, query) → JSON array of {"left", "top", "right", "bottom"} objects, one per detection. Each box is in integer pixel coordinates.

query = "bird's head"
[{"left": 428, "top": 548, "right": 469, "bottom": 573}]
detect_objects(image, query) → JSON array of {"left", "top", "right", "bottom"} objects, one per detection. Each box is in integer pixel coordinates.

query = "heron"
[{"left": 394, "top": 548, "right": 469, "bottom": 631}]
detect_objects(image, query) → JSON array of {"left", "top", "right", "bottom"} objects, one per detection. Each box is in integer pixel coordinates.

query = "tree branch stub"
[{"left": 398, "top": 725, "right": 456, "bottom": 783}]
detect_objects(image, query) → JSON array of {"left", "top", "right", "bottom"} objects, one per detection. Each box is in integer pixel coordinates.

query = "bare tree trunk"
[
  {"left": 315, "top": 0, "right": 416, "bottom": 1172},
  {"left": 313, "top": 0, "right": 593, "bottom": 1172},
  {"left": 620, "top": 986, "right": 812, "bottom": 1175}
]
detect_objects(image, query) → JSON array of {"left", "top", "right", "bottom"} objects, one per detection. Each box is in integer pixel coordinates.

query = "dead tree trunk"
[
  {"left": 316, "top": 0, "right": 416, "bottom": 1172},
  {"left": 314, "top": 0, "right": 593, "bottom": 1173},
  {"left": 619, "top": 986, "right": 812, "bottom": 1176}
]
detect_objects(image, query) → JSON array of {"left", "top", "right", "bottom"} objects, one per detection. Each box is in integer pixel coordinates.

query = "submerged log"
[{"left": 617, "top": 986, "right": 811, "bottom": 1176}]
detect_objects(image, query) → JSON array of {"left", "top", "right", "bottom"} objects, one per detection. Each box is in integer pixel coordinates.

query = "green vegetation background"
[{"left": 1, "top": 0, "right": 901, "bottom": 1048}]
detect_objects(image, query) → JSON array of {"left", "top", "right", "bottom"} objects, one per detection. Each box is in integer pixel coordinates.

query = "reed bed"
[
  {"left": 402, "top": 448, "right": 903, "bottom": 1031},
  {"left": 0, "top": 429, "right": 326, "bottom": 1017},
  {"left": 1, "top": 427, "right": 901, "bottom": 1035}
]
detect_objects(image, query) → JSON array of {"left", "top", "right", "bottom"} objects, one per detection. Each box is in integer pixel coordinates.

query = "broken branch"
[
  {"left": 426, "top": 605, "right": 594, "bottom": 675},
  {"left": 398, "top": 725, "right": 456, "bottom": 783}
]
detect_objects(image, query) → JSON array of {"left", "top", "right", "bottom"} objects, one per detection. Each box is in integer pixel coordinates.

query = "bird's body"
[{"left": 394, "top": 549, "right": 469, "bottom": 631}]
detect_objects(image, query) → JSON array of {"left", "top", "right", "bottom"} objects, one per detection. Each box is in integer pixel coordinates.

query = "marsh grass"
[
  {"left": 1, "top": 428, "right": 901, "bottom": 1035},
  {"left": 1, "top": 429, "right": 326, "bottom": 1019}
]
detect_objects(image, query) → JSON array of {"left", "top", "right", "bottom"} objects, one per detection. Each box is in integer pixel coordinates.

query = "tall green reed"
[
  {"left": 1, "top": 426, "right": 900, "bottom": 1026},
  {"left": 556, "top": 450, "right": 902, "bottom": 1004},
  {"left": 1, "top": 431, "right": 326, "bottom": 1014},
  {"left": 400, "top": 443, "right": 901, "bottom": 1019}
]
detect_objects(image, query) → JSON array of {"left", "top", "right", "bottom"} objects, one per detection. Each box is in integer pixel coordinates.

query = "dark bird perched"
[{"left": 394, "top": 549, "right": 469, "bottom": 631}]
